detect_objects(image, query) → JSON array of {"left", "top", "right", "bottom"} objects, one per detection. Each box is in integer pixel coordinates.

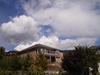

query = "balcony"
[{"left": 42, "top": 49, "right": 60, "bottom": 57}]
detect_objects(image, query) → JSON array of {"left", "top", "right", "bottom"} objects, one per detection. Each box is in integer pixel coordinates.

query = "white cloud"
[
  {"left": 21, "top": 0, "right": 100, "bottom": 38},
  {"left": 0, "top": 15, "right": 40, "bottom": 44},
  {"left": 0, "top": 0, "right": 99, "bottom": 50},
  {"left": 15, "top": 36, "right": 97, "bottom": 51}
]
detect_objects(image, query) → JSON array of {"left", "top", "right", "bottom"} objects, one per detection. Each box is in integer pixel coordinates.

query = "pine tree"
[
  {"left": 34, "top": 50, "right": 48, "bottom": 71},
  {"left": 23, "top": 53, "right": 33, "bottom": 71},
  {"left": 28, "top": 50, "right": 48, "bottom": 75}
]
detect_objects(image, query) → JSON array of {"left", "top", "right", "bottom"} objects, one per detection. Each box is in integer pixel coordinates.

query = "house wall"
[
  {"left": 19, "top": 50, "right": 37, "bottom": 60},
  {"left": 56, "top": 52, "right": 63, "bottom": 63}
]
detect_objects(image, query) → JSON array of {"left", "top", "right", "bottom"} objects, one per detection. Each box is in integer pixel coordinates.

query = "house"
[
  {"left": 17, "top": 44, "right": 63, "bottom": 73},
  {"left": 17, "top": 44, "right": 63, "bottom": 64}
]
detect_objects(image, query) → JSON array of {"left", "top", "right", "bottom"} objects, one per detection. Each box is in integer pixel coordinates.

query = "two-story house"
[{"left": 17, "top": 44, "right": 63, "bottom": 73}]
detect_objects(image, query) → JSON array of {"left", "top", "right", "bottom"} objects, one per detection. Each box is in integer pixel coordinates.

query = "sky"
[{"left": 0, "top": 0, "right": 100, "bottom": 51}]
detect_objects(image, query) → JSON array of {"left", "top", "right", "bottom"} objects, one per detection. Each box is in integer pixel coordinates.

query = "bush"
[{"left": 0, "top": 70, "right": 12, "bottom": 75}]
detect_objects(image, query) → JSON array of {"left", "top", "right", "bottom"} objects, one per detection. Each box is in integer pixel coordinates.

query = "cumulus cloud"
[
  {"left": 15, "top": 36, "right": 97, "bottom": 51},
  {"left": 0, "top": 0, "right": 99, "bottom": 50},
  {"left": 21, "top": 0, "right": 100, "bottom": 38},
  {"left": 0, "top": 15, "right": 40, "bottom": 44}
]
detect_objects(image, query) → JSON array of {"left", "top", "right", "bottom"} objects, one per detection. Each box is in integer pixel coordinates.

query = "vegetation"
[
  {"left": 0, "top": 46, "right": 5, "bottom": 59},
  {"left": 28, "top": 50, "right": 48, "bottom": 75},
  {"left": 0, "top": 46, "right": 48, "bottom": 75},
  {"left": 62, "top": 45, "right": 100, "bottom": 75},
  {"left": 34, "top": 50, "right": 48, "bottom": 71},
  {"left": 22, "top": 53, "right": 33, "bottom": 71},
  {"left": 0, "top": 45, "right": 100, "bottom": 75},
  {"left": 11, "top": 55, "right": 22, "bottom": 71}
]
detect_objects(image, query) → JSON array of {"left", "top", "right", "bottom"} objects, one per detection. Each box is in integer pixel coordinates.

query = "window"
[
  {"left": 36, "top": 48, "right": 40, "bottom": 54},
  {"left": 42, "top": 48, "right": 46, "bottom": 53}
]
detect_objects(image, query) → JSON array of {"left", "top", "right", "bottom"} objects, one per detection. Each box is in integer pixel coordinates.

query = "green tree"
[
  {"left": 0, "top": 46, "right": 5, "bottom": 59},
  {"left": 23, "top": 53, "right": 33, "bottom": 71},
  {"left": 81, "top": 46, "right": 99, "bottom": 75},
  {"left": 0, "top": 56, "right": 12, "bottom": 70},
  {"left": 62, "top": 45, "right": 100, "bottom": 75},
  {"left": 0, "top": 55, "right": 22, "bottom": 71},
  {"left": 28, "top": 50, "right": 48, "bottom": 75},
  {"left": 11, "top": 55, "right": 22, "bottom": 71},
  {"left": 62, "top": 50, "right": 84, "bottom": 75},
  {"left": 34, "top": 50, "right": 48, "bottom": 71},
  {"left": 28, "top": 65, "right": 44, "bottom": 75}
]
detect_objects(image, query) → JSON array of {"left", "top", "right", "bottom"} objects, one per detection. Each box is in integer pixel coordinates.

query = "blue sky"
[
  {"left": 0, "top": 0, "right": 100, "bottom": 51},
  {"left": 0, "top": 0, "right": 20, "bottom": 24}
]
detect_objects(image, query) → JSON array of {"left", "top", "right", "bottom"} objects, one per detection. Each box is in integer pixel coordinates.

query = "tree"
[
  {"left": 34, "top": 50, "right": 48, "bottom": 71},
  {"left": 28, "top": 65, "right": 44, "bottom": 75},
  {"left": 62, "top": 45, "right": 100, "bottom": 75},
  {"left": 11, "top": 55, "right": 22, "bottom": 71},
  {"left": 81, "top": 46, "right": 99, "bottom": 75},
  {"left": 28, "top": 50, "right": 48, "bottom": 75},
  {"left": 0, "top": 56, "right": 12, "bottom": 70},
  {"left": 0, "top": 46, "right": 5, "bottom": 59},
  {"left": 0, "top": 55, "right": 22, "bottom": 71},
  {"left": 22, "top": 53, "right": 33, "bottom": 71},
  {"left": 62, "top": 50, "right": 84, "bottom": 75}
]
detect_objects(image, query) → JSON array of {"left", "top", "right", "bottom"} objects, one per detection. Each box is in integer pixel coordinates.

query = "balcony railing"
[{"left": 42, "top": 49, "right": 60, "bottom": 55}]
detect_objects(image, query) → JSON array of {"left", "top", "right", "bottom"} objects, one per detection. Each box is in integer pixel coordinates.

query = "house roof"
[
  {"left": 17, "top": 44, "right": 63, "bottom": 54},
  {"left": 6, "top": 50, "right": 19, "bottom": 56}
]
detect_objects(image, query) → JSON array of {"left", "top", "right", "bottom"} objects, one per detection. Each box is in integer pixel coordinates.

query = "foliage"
[
  {"left": 28, "top": 50, "right": 48, "bottom": 75},
  {"left": 22, "top": 53, "right": 33, "bottom": 71},
  {"left": 0, "top": 47, "right": 48, "bottom": 74},
  {"left": 0, "top": 46, "right": 5, "bottom": 59},
  {"left": 0, "top": 56, "right": 12, "bottom": 70},
  {"left": 29, "top": 66, "right": 44, "bottom": 75},
  {"left": 0, "top": 70, "right": 13, "bottom": 75},
  {"left": 11, "top": 55, "right": 22, "bottom": 71},
  {"left": 0, "top": 55, "right": 22, "bottom": 71},
  {"left": 81, "top": 46, "right": 99, "bottom": 75},
  {"left": 62, "top": 51, "right": 84, "bottom": 75},
  {"left": 34, "top": 50, "right": 48, "bottom": 71},
  {"left": 62, "top": 45, "right": 100, "bottom": 75}
]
